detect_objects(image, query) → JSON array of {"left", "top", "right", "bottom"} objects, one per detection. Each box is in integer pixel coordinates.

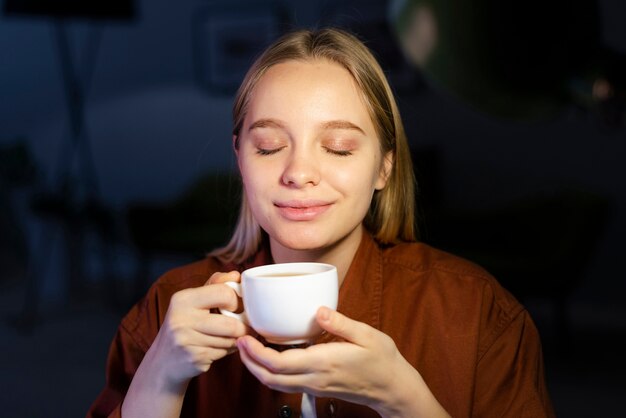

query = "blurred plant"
[{"left": 389, "top": 0, "right": 625, "bottom": 127}]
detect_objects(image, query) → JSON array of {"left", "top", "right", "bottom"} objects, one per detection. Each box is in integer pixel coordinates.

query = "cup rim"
[{"left": 242, "top": 262, "right": 337, "bottom": 280}]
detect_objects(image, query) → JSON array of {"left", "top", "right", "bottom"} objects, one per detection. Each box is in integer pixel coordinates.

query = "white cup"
[{"left": 220, "top": 262, "right": 338, "bottom": 345}]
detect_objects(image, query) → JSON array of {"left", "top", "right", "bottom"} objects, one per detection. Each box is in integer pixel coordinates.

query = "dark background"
[{"left": 1, "top": 0, "right": 624, "bottom": 416}]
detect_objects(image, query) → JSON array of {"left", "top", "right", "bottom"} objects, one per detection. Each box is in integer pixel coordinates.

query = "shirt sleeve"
[
  {"left": 472, "top": 308, "right": 555, "bottom": 417},
  {"left": 85, "top": 307, "right": 152, "bottom": 418}
]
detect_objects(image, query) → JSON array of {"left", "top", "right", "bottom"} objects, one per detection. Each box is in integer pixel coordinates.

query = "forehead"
[
  {"left": 260, "top": 58, "right": 355, "bottom": 87},
  {"left": 245, "top": 59, "right": 374, "bottom": 127}
]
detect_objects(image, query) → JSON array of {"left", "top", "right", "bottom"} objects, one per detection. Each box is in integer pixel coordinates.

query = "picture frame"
[{"left": 192, "top": 2, "right": 289, "bottom": 95}]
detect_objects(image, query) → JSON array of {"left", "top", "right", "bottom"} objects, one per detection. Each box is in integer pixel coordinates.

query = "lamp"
[{"left": 3, "top": 0, "right": 136, "bottom": 329}]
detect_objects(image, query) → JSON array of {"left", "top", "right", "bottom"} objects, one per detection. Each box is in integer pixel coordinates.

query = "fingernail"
[
  {"left": 319, "top": 307, "right": 330, "bottom": 322},
  {"left": 237, "top": 337, "right": 246, "bottom": 350}
]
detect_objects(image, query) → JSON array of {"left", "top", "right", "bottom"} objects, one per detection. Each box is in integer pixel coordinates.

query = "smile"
[{"left": 274, "top": 200, "right": 333, "bottom": 221}]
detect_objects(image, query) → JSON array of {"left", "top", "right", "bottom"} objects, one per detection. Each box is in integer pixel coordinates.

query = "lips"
[{"left": 274, "top": 200, "right": 333, "bottom": 221}]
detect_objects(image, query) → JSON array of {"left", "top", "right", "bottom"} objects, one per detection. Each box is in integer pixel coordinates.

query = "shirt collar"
[{"left": 315, "top": 232, "right": 383, "bottom": 343}]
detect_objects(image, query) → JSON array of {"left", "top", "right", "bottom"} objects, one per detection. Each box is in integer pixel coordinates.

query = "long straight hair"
[{"left": 211, "top": 28, "right": 417, "bottom": 263}]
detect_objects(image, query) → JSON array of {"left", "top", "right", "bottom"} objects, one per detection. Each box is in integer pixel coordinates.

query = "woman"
[{"left": 88, "top": 28, "right": 554, "bottom": 418}]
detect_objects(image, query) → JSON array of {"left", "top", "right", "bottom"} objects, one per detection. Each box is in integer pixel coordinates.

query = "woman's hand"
[
  {"left": 237, "top": 307, "right": 450, "bottom": 418},
  {"left": 148, "top": 271, "right": 252, "bottom": 385},
  {"left": 122, "top": 271, "right": 252, "bottom": 418}
]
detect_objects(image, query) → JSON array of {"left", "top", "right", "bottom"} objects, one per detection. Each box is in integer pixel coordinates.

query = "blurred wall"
[{"left": 1, "top": 0, "right": 625, "bottom": 307}]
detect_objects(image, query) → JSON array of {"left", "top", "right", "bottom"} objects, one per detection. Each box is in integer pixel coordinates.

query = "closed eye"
[
  {"left": 256, "top": 147, "right": 285, "bottom": 156},
  {"left": 324, "top": 147, "right": 353, "bottom": 156}
]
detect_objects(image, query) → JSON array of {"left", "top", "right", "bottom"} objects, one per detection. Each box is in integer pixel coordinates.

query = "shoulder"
[
  {"left": 155, "top": 257, "right": 231, "bottom": 290},
  {"left": 382, "top": 241, "right": 492, "bottom": 278},
  {"left": 380, "top": 241, "right": 525, "bottom": 340},
  {"left": 381, "top": 241, "right": 503, "bottom": 296}
]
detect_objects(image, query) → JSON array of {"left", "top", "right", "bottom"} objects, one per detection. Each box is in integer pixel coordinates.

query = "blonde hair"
[{"left": 211, "top": 28, "right": 417, "bottom": 264}]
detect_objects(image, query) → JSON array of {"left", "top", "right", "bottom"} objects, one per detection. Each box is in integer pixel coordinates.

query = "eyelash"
[
  {"left": 325, "top": 147, "right": 352, "bottom": 156},
  {"left": 256, "top": 147, "right": 283, "bottom": 156},
  {"left": 255, "top": 147, "right": 352, "bottom": 157}
]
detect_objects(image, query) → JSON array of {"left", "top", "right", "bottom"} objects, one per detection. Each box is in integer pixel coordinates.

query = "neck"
[{"left": 269, "top": 226, "right": 363, "bottom": 287}]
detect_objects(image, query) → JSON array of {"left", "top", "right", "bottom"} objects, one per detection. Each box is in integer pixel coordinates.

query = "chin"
[{"left": 273, "top": 228, "right": 333, "bottom": 252}]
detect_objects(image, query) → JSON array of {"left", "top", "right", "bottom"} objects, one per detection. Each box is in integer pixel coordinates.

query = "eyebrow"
[
  {"left": 320, "top": 120, "right": 365, "bottom": 135},
  {"left": 248, "top": 118, "right": 365, "bottom": 135},
  {"left": 248, "top": 118, "right": 286, "bottom": 132}
]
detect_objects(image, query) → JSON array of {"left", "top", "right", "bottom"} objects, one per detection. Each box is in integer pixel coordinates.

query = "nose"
[{"left": 281, "top": 149, "right": 320, "bottom": 187}]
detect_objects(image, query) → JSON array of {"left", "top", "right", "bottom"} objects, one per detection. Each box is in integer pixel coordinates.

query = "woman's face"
[{"left": 236, "top": 59, "right": 391, "bottom": 255}]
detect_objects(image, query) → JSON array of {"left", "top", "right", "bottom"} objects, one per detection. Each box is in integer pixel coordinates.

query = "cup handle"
[{"left": 218, "top": 281, "right": 248, "bottom": 325}]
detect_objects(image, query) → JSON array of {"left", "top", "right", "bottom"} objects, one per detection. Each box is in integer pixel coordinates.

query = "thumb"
[{"left": 316, "top": 306, "right": 370, "bottom": 345}]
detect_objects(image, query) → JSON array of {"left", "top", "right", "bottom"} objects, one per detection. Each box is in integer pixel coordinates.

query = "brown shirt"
[{"left": 87, "top": 233, "right": 554, "bottom": 417}]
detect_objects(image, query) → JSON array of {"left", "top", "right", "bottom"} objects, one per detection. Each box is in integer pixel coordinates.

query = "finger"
[
  {"left": 206, "top": 271, "right": 243, "bottom": 312},
  {"left": 187, "top": 345, "right": 236, "bottom": 372},
  {"left": 237, "top": 336, "right": 313, "bottom": 375},
  {"left": 172, "top": 282, "right": 240, "bottom": 311},
  {"left": 316, "top": 307, "right": 372, "bottom": 346},
  {"left": 206, "top": 270, "right": 240, "bottom": 285},
  {"left": 237, "top": 337, "right": 308, "bottom": 393},
  {"left": 184, "top": 328, "right": 241, "bottom": 350},
  {"left": 192, "top": 311, "right": 252, "bottom": 338}
]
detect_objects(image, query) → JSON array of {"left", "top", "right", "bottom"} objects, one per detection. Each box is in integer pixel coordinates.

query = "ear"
[
  {"left": 232, "top": 135, "right": 239, "bottom": 155},
  {"left": 375, "top": 151, "right": 393, "bottom": 190},
  {"left": 233, "top": 135, "right": 242, "bottom": 172}
]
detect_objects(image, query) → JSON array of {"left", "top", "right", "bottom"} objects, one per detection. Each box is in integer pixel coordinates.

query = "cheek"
[
  {"left": 239, "top": 160, "right": 275, "bottom": 207},
  {"left": 241, "top": 173, "right": 262, "bottom": 201},
  {"left": 239, "top": 162, "right": 259, "bottom": 201},
  {"left": 239, "top": 155, "right": 260, "bottom": 186},
  {"left": 332, "top": 162, "right": 380, "bottom": 196}
]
